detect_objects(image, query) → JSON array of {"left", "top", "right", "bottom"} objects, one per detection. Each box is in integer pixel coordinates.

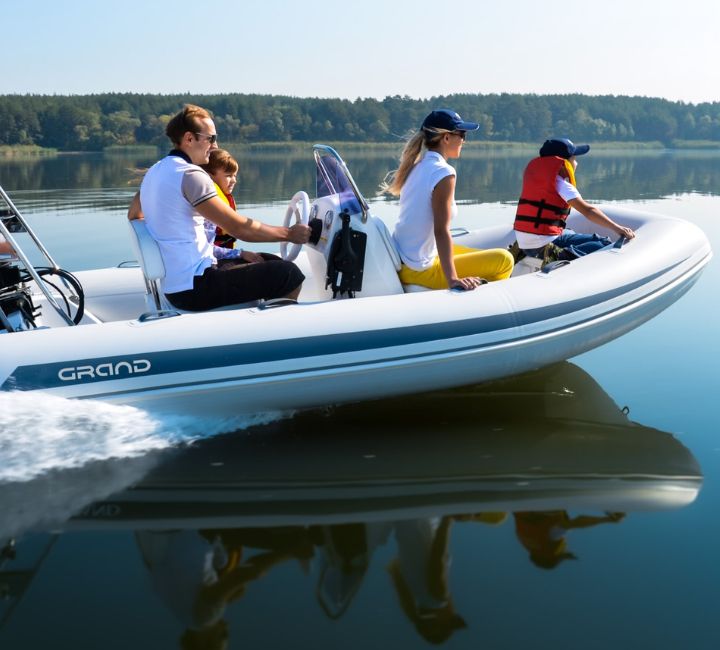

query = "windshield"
[{"left": 313, "top": 145, "right": 368, "bottom": 218}]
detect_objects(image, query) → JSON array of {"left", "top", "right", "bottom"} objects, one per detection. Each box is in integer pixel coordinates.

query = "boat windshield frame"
[{"left": 313, "top": 144, "right": 369, "bottom": 223}]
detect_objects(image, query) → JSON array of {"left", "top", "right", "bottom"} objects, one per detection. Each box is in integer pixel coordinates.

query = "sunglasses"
[
  {"left": 194, "top": 132, "right": 218, "bottom": 145},
  {"left": 451, "top": 131, "right": 466, "bottom": 141}
]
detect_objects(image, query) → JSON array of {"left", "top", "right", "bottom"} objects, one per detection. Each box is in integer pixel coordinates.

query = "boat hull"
[{"left": 0, "top": 207, "right": 712, "bottom": 419}]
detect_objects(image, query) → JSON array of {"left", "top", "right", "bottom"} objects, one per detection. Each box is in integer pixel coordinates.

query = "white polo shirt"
[
  {"left": 140, "top": 152, "right": 217, "bottom": 293},
  {"left": 392, "top": 151, "right": 457, "bottom": 271}
]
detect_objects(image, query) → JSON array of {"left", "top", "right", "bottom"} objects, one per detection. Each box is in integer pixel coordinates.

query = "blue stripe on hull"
[{"left": 0, "top": 261, "right": 685, "bottom": 392}]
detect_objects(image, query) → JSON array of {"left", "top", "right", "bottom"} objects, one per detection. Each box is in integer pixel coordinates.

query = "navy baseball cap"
[
  {"left": 422, "top": 109, "right": 480, "bottom": 133},
  {"left": 539, "top": 138, "right": 590, "bottom": 158}
]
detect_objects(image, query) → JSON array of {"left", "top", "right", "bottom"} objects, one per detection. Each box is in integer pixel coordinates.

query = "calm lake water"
[{"left": 1, "top": 147, "right": 719, "bottom": 649}]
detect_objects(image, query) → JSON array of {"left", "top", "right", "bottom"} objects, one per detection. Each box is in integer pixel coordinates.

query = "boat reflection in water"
[{"left": 0, "top": 363, "right": 703, "bottom": 647}]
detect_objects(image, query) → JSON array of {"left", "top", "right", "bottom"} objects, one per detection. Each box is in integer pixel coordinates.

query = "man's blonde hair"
[{"left": 165, "top": 104, "right": 213, "bottom": 145}]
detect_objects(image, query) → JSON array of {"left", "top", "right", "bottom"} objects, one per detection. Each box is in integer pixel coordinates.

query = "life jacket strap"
[{"left": 516, "top": 198, "right": 570, "bottom": 229}]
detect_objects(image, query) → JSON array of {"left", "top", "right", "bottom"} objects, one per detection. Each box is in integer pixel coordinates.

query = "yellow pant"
[{"left": 398, "top": 245, "right": 514, "bottom": 289}]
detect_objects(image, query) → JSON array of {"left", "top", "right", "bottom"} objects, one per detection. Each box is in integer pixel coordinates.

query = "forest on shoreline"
[{"left": 2, "top": 92, "right": 720, "bottom": 153}]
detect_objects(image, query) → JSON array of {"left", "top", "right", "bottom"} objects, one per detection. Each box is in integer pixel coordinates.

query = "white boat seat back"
[
  {"left": 373, "top": 217, "right": 402, "bottom": 272},
  {"left": 371, "top": 217, "right": 431, "bottom": 293},
  {"left": 128, "top": 219, "right": 167, "bottom": 280},
  {"left": 374, "top": 218, "right": 429, "bottom": 292},
  {"left": 361, "top": 216, "right": 403, "bottom": 296},
  {"left": 127, "top": 219, "right": 258, "bottom": 314},
  {"left": 374, "top": 218, "right": 435, "bottom": 293},
  {"left": 128, "top": 218, "right": 167, "bottom": 311}
]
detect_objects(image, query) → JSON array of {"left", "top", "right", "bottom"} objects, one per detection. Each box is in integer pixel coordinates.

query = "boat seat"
[
  {"left": 511, "top": 255, "right": 544, "bottom": 277},
  {"left": 373, "top": 216, "right": 402, "bottom": 272},
  {"left": 372, "top": 217, "right": 430, "bottom": 293},
  {"left": 127, "top": 219, "right": 255, "bottom": 314}
]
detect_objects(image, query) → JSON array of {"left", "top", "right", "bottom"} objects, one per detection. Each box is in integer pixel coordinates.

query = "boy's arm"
[{"left": 567, "top": 197, "right": 635, "bottom": 240}]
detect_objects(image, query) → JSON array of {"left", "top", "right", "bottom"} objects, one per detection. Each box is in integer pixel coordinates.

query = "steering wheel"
[{"left": 280, "top": 191, "right": 310, "bottom": 262}]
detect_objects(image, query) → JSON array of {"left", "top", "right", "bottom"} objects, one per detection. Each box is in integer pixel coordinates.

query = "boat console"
[{"left": 302, "top": 145, "right": 405, "bottom": 299}]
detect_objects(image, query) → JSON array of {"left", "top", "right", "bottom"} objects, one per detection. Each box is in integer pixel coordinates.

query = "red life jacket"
[{"left": 514, "top": 156, "right": 576, "bottom": 236}]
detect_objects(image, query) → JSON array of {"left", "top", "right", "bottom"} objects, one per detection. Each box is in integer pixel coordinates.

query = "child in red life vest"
[{"left": 514, "top": 138, "right": 635, "bottom": 263}]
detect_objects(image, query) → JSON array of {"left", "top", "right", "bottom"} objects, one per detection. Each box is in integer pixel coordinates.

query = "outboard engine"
[
  {"left": 1, "top": 207, "right": 37, "bottom": 332},
  {"left": 0, "top": 262, "right": 37, "bottom": 333},
  {"left": 0, "top": 197, "right": 84, "bottom": 330}
]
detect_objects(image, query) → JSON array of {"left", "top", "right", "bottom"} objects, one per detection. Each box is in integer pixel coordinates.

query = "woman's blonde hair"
[{"left": 380, "top": 127, "right": 453, "bottom": 196}]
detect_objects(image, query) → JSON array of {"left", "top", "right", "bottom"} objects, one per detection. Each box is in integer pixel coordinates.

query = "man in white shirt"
[{"left": 137, "top": 104, "right": 310, "bottom": 311}]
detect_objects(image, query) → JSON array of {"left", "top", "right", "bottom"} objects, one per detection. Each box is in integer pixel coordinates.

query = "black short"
[{"left": 165, "top": 253, "right": 305, "bottom": 311}]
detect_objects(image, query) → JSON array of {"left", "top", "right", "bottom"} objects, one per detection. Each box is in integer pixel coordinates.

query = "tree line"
[{"left": 2, "top": 92, "right": 720, "bottom": 151}]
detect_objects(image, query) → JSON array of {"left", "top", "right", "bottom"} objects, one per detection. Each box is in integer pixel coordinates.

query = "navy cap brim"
[
  {"left": 572, "top": 144, "right": 590, "bottom": 156},
  {"left": 456, "top": 120, "right": 480, "bottom": 131}
]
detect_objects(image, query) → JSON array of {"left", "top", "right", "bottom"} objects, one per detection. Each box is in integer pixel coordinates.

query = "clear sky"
[{"left": 2, "top": 0, "right": 719, "bottom": 104}]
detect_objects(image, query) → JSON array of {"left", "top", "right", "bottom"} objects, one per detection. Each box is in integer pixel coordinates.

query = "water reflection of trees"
[
  {"left": 3, "top": 150, "right": 720, "bottom": 206},
  {"left": 0, "top": 153, "right": 158, "bottom": 192}
]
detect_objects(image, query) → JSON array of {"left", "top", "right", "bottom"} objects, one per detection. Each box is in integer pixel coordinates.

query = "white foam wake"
[
  {"left": 0, "top": 392, "right": 289, "bottom": 537},
  {"left": 0, "top": 391, "right": 288, "bottom": 484}
]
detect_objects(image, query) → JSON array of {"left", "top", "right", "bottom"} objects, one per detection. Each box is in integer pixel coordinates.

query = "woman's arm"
[{"left": 431, "top": 176, "right": 482, "bottom": 290}]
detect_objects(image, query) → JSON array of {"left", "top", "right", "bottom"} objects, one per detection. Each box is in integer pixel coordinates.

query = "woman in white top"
[{"left": 384, "top": 109, "right": 514, "bottom": 291}]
